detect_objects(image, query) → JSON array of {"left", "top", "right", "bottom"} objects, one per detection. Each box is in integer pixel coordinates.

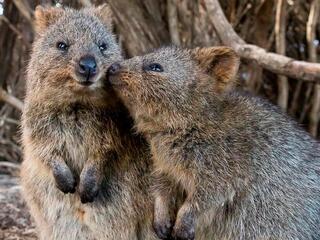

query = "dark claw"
[
  {"left": 173, "top": 227, "right": 195, "bottom": 240},
  {"left": 153, "top": 218, "right": 173, "bottom": 239},
  {"left": 172, "top": 212, "right": 195, "bottom": 240}
]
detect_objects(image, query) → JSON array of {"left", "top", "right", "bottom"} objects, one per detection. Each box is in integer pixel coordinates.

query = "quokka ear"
[
  {"left": 191, "top": 47, "right": 240, "bottom": 93},
  {"left": 34, "top": 6, "right": 64, "bottom": 34},
  {"left": 93, "top": 4, "right": 113, "bottom": 30}
]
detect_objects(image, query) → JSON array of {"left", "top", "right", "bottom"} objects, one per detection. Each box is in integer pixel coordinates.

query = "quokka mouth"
[
  {"left": 107, "top": 74, "right": 127, "bottom": 88},
  {"left": 72, "top": 70, "right": 105, "bottom": 88},
  {"left": 78, "top": 80, "right": 95, "bottom": 86}
]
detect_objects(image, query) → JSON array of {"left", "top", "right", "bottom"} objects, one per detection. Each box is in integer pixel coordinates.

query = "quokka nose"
[
  {"left": 78, "top": 56, "right": 97, "bottom": 80},
  {"left": 107, "top": 63, "right": 121, "bottom": 76}
]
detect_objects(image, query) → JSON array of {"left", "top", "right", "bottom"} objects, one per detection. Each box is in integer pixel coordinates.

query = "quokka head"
[
  {"left": 27, "top": 4, "right": 122, "bottom": 103},
  {"left": 107, "top": 46, "right": 239, "bottom": 116}
]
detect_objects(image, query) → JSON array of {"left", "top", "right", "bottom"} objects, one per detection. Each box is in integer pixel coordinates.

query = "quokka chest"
[
  {"left": 52, "top": 110, "right": 110, "bottom": 170},
  {"left": 149, "top": 131, "right": 196, "bottom": 170}
]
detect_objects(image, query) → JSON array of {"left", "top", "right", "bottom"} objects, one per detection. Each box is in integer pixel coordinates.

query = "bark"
[
  {"left": 167, "top": 0, "right": 180, "bottom": 45},
  {"left": 108, "top": 0, "right": 169, "bottom": 56},
  {"left": 307, "top": 0, "right": 320, "bottom": 137},
  {"left": 275, "top": 0, "right": 289, "bottom": 110},
  {"left": 12, "top": 0, "right": 34, "bottom": 30}
]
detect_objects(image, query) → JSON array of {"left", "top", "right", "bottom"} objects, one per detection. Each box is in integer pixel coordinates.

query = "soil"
[{"left": 0, "top": 162, "right": 37, "bottom": 240}]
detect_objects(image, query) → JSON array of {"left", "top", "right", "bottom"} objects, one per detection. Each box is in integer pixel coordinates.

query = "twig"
[
  {"left": 0, "top": 88, "right": 24, "bottom": 111},
  {"left": 167, "top": 0, "right": 180, "bottom": 45},
  {"left": 289, "top": 81, "right": 302, "bottom": 116},
  {"left": 0, "top": 161, "right": 20, "bottom": 171},
  {"left": 233, "top": 2, "right": 252, "bottom": 28},
  {"left": 0, "top": 16, "right": 23, "bottom": 39},
  {"left": 275, "top": 0, "right": 288, "bottom": 110},
  {"left": 79, "top": 0, "right": 93, "bottom": 7},
  {"left": 204, "top": 0, "right": 320, "bottom": 82},
  {"left": 12, "top": 0, "right": 34, "bottom": 29},
  {"left": 299, "top": 86, "right": 313, "bottom": 123},
  {"left": 0, "top": 161, "right": 20, "bottom": 176},
  {"left": 0, "top": 139, "right": 21, "bottom": 153},
  {"left": 0, "top": 117, "right": 20, "bottom": 125},
  {"left": 0, "top": 16, "right": 31, "bottom": 48},
  {"left": 307, "top": 0, "right": 320, "bottom": 137}
]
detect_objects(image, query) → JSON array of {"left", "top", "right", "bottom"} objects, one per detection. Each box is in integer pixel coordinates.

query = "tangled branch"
[
  {"left": 204, "top": 0, "right": 320, "bottom": 82},
  {"left": 0, "top": 88, "right": 24, "bottom": 111}
]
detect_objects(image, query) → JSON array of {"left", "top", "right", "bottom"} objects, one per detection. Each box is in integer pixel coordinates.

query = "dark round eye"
[
  {"left": 145, "top": 63, "right": 164, "bottom": 72},
  {"left": 56, "top": 41, "right": 68, "bottom": 51},
  {"left": 99, "top": 43, "right": 108, "bottom": 52}
]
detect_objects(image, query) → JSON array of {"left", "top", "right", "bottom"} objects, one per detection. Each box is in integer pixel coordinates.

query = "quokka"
[
  {"left": 21, "top": 5, "right": 159, "bottom": 240},
  {"left": 107, "top": 46, "right": 320, "bottom": 240}
]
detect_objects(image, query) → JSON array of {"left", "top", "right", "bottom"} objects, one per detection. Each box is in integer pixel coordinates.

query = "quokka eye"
[
  {"left": 144, "top": 63, "right": 164, "bottom": 72},
  {"left": 56, "top": 41, "right": 69, "bottom": 51},
  {"left": 99, "top": 43, "right": 108, "bottom": 52}
]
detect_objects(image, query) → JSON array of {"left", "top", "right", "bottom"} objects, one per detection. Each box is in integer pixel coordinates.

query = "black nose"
[
  {"left": 107, "top": 63, "right": 121, "bottom": 76},
  {"left": 78, "top": 56, "right": 97, "bottom": 81}
]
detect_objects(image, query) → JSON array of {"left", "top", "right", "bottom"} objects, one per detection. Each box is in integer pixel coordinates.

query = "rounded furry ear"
[
  {"left": 34, "top": 6, "right": 64, "bottom": 34},
  {"left": 191, "top": 47, "right": 240, "bottom": 93},
  {"left": 93, "top": 4, "right": 113, "bottom": 30}
]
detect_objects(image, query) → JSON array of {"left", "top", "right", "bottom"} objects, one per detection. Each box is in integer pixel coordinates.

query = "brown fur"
[
  {"left": 21, "top": 5, "right": 159, "bottom": 240},
  {"left": 108, "top": 46, "right": 320, "bottom": 240}
]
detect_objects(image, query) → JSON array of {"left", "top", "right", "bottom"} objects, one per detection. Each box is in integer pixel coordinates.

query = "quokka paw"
[
  {"left": 52, "top": 162, "right": 76, "bottom": 194},
  {"left": 79, "top": 165, "right": 101, "bottom": 204},
  {"left": 172, "top": 225, "right": 195, "bottom": 240},
  {"left": 172, "top": 213, "right": 195, "bottom": 240},
  {"left": 153, "top": 218, "right": 174, "bottom": 239}
]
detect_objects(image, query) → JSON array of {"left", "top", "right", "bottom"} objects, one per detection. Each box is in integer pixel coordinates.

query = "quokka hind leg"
[
  {"left": 152, "top": 172, "right": 178, "bottom": 239},
  {"left": 172, "top": 199, "right": 195, "bottom": 240}
]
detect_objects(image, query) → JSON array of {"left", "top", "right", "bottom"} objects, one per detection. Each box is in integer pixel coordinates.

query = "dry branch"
[
  {"left": 0, "top": 88, "right": 24, "bottom": 111},
  {"left": 307, "top": 0, "right": 320, "bottom": 137},
  {"left": 0, "top": 16, "right": 23, "bottom": 39},
  {"left": 275, "top": 0, "right": 289, "bottom": 110},
  {"left": 12, "top": 0, "right": 34, "bottom": 29},
  {"left": 0, "top": 16, "right": 31, "bottom": 48},
  {"left": 109, "top": 0, "right": 169, "bottom": 56},
  {"left": 204, "top": 0, "right": 320, "bottom": 82},
  {"left": 79, "top": 0, "right": 92, "bottom": 7},
  {"left": 167, "top": 0, "right": 180, "bottom": 45},
  {"left": 0, "top": 161, "right": 20, "bottom": 169}
]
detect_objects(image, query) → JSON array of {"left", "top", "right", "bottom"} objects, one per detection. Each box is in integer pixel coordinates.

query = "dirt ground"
[{"left": 0, "top": 163, "right": 37, "bottom": 240}]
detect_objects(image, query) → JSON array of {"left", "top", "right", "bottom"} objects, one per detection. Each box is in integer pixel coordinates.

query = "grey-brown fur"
[
  {"left": 108, "top": 46, "right": 320, "bottom": 240},
  {"left": 21, "top": 5, "right": 159, "bottom": 240}
]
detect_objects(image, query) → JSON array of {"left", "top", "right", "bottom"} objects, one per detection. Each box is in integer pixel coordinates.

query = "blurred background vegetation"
[{"left": 0, "top": 0, "right": 319, "bottom": 164}]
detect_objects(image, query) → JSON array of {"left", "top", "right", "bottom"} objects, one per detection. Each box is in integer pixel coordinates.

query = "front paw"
[
  {"left": 52, "top": 162, "right": 76, "bottom": 194},
  {"left": 153, "top": 218, "right": 173, "bottom": 239},
  {"left": 79, "top": 165, "right": 101, "bottom": 203},
  {"left": 172, "top": 212, "right": 195, "bottom": 240}
]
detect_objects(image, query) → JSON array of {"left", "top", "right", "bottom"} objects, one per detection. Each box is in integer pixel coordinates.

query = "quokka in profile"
[
  {"left": 21, "top": 5, "right": 159, "bottom": 240},
  {"left": 107, "top": 46, "right": 320, "bottom": 240}
]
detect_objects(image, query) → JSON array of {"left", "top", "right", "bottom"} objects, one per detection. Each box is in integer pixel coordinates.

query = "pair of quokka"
[{"left": 21, "top": 4, "right": 320, "bottom": 240}]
